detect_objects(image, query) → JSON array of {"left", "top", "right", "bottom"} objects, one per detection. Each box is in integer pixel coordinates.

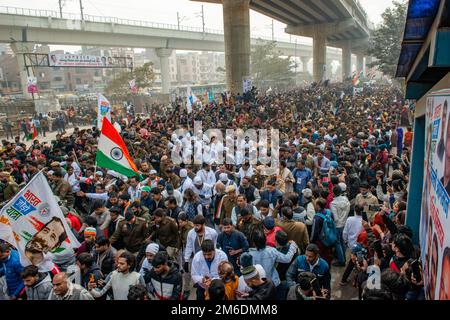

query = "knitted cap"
[
  {"left": 145, "top": 243, "right": 159, "bottom": 255},
  {"left": 242, "top": 266, "right": 258, "bottom": 280},
  {"left": 84, "top": 227, "right": 97, "bottom": 236}
]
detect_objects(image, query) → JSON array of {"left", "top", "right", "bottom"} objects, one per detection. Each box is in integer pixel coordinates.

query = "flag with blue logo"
[
  {"left": 97, "top": 93, "right": 112, "bottom": 129},
  {"left": 186, "top": 86, "right": 198, "bottom": 114}
]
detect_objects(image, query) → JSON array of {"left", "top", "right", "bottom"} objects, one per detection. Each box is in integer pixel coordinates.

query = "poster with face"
[
  {"left": 26, "top": 76, "right": 38, "bottom": 94},
  {"left": 0, "top": 172, "right": 80, "bottom": 266},
  {"left": 421, "top": 89, "right": 450, "bottom": 300}
]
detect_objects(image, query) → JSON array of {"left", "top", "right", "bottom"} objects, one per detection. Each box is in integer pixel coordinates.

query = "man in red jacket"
[{"left": 262, "top": 216, "right": 284, "bottom": 248}]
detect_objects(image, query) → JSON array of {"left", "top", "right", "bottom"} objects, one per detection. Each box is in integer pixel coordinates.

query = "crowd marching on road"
[{"left": 0, "top": 81, "right": 423, "bottom": 301}]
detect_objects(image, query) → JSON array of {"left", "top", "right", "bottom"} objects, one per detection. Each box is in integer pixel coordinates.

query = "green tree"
[
  {"left": 368, "top": 0, "right": 408, "bottom": 77},
  {"left": 251, "top": 40, "right": 296, "bottom": 84},
  {"left": 105, "top": 62, "right": 155, "bottom": 96}
]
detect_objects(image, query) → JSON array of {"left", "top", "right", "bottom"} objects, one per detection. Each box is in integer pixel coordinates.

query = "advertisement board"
[{"left": 421, "top": 88, "right": 450, "bottom": 300}]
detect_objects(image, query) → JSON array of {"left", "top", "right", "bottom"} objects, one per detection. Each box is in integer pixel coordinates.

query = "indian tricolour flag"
[
  {"left": 95, "top": 117, "right": 140, "bottom": 178},
  {"left": 27, "top": 123, "right": 37, "bottom": 141}
]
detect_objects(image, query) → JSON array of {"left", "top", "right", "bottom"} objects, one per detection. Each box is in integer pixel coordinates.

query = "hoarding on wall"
[
  {"left": 48, "top": 54, "right": 132, "bottom": 68},
  {"left": 421, "top": 88, "right": 450, "bottom": 300}
]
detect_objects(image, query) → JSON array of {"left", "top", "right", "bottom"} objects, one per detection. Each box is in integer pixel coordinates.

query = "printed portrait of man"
[
  {"left": 439, "top": 100, "right": 450, "bottom": 195},
  {"left": 439, "top": 247, "right": 450, "bottom": 300},
  {"left": 427, "top": 234, "right": 439, "bottom": 300},
  {"left": 25, "top": 217, "right": 67, "bottom": 254}
]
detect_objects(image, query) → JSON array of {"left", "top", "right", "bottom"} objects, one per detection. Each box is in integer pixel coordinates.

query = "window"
[
  {"left": 53, "top": 76, "right": 63, "bottom": 81},
  {"left": 76, "top": 78, "right": 81, "bottom": 84}
]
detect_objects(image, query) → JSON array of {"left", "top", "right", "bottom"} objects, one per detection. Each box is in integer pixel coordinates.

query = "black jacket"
[
  {"left": 93, "top": 247, "right": 116, "bottom": 276},
  {"left": 80, "top": 264, "right": 103, "bottom": 289},
  {"left": 246, "top": 279, "right": 276, "bottom": 300},
  {"left": 143, "top": 262, "right": 182, "bottom": 300}
]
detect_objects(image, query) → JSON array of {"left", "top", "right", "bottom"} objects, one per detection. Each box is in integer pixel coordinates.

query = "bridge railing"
[
  {"left": 0, "top": 5, "right": 351, "bottom": 48},
  {"left": 0, "top": 5, "right": 224, "bottom": 35}
]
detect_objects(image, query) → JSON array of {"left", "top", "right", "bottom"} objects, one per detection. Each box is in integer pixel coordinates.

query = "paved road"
[{"left": 12, "top": 125, "right": 92, "bottom": 148}]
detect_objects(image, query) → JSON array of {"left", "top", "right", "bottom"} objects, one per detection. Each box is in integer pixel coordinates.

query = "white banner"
[
  {"left": 243, "top": 76, "right": 252, "bottom": 93},
  {"left": 0, "top": 172, "right": 80, "bottom": 266},
  {"left": 97, "top": 93, "right": 112, "bottom": 130},
  {"left": 48, "top": 53, "right": 121, "bottom": 67},
  {"left": 421, "top": 89, "right": 450, "bottom": 300}
]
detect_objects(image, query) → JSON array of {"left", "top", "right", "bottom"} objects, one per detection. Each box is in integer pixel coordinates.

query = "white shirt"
[
  {"left": 237, "top": 264, "right": 267, "bottom": 294},
  {"left": 162, "top": 189, "right": 183, "bottom": 207},
  {"left": 196, "top": 169, "right": 216, "bottom": 186},
  {"left": 178, "top": 177, "right": 193, "bottom": 196},
  {"left": 184, "top": 226, "right": 218, "bottom": 262},
  {"left": 128, "top": 185, "right": 141, "bottom": 202},
  {"left": 343, "top": 215, "right": 364, "bottom": 249},
  {"left": 64, "top": 172, "right": 80, "bottom": 193},
  {"left": 191, "top": 249, "right": 228, "bottom": 288}
]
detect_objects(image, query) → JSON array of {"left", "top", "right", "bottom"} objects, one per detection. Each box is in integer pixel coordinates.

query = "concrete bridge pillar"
[
  {"left": 342, "top": 40, "right": 352, "bottom": 80},
  {"left": 10, "top": 42, "right": 35, "bottom": 99},
  {"left": 223, "top": 0, "right": 251, "bottom": 93},
  {"left": 365, "top": 56, "right": 373, "bottom": 76},
  {"left": 300, "top": 56, "right": 310, "bottom": 73},
  {"left": 155, "top": 48, "right": 173, "bottom": 94},
  {"left": 327, "top": 59, "right": 334, "bottom": 78},
  {"left": 356, "top": 53, "right": 365, "bottom": 76},
  {"left": 313, "top": 32, "right": 327, "bottom": 83}
]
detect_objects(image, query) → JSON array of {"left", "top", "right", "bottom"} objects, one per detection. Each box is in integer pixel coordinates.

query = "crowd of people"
[{"left": 0, "top": 81, "right": 422, "bottom": 301}]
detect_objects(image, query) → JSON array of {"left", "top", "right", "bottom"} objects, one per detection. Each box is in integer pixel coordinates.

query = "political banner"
[
  {"left": 49, "top": 53, "right": 118, "bottom": 68},
  {"left": 26, "top": 76, "right": 38, "bottom": 93},
  {"left": 97, "top": 93, "right": 112, "bottom": 130},
  {"left": 421, "top": 88, "right": 450, "bottom": 300},
  {"left": 0, "top": 171, "right": 80, "bottom": 266}
]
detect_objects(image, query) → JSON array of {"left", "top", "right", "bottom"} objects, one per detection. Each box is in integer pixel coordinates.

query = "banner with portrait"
[
  {"left": 0, "top": 172, "right": 80, "bottom": 266},
  {"left": 421, "top": 88, "right": 450, "bottom": 300},
  {"left": 48, "top": 54, "right": 132, "bottom": 68}
]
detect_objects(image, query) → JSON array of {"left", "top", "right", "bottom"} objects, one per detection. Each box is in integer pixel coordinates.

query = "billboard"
[
  {"left": 421, "top": 88, "right": 450, "bottom": 300},
  {"left": 48, "top": 53, "right": 132, "bottom": 68}
]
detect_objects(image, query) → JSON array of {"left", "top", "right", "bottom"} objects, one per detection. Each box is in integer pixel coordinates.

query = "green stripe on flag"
[{"left": 95, "top": 151, "right": 140, "bottom": 178}]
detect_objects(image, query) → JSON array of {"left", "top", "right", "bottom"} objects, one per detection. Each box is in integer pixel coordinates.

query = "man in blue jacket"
[
  {"left": 292, "top": 160, "right": 313, "bottom": 205},
  {"left": 0, "top": 243, "right": 25, "bottom": 300},
  {"left": 286, "top": 243, "right": 331, "bottom": 299},
  {"left": 260, "top": 179, "right": 284, "bottom": 208},
  {"left": 217, "top": 218, "right": 249, "bottom": 275}
]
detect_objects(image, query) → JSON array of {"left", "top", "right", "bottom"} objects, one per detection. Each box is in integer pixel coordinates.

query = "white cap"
[
  {"left": 338, "top": 182, "right": 347, "bottom": 192},
  {"left": 219, "top": 173, "right": 228, "bottom": 182},
  {"left": 95, "top": 171, "right": 103, "bottom": 176},
  {"left": 193, "top": 176, "right": 202, "bottom": 185},
  {"left": 180, "top": 169, "right": 187, "bottom": 178},
  {"left": 107, "top": 170, "right": 119, "bottom": 178},
  {"left": 47, "top": 170, "right": 54, "bottom": 175},
  {"left": 145, "top": 243, "right": 159, "bottom": 254},
  {"left": 150, "top": 170, "right": 157, "bottom": 175},
  {"left": 302, "top": 188, "right": 313, "bottom": 198}
]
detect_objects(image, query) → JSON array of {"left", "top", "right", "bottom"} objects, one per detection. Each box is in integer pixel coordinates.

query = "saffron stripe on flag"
[{"left": 100, "top": 118, "right": 138, "bottom": 172}]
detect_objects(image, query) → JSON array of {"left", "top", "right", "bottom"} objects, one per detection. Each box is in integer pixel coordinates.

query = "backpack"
[{"left": 317, "top": 210, "right": 337, "bottom": 247}]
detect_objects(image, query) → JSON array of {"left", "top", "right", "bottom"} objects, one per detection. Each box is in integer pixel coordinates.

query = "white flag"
[
  {"left": 97, "top": 93, "right": 112, "bottom": 130},
  {"left": 0, "top": 172, "right": 80, "bottom": 266}
]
